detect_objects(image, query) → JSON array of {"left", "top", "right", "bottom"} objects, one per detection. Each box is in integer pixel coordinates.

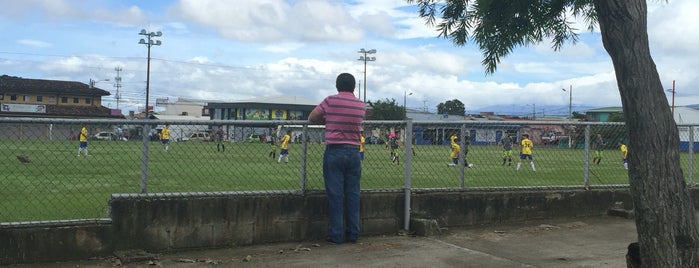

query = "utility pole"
[
  {"left": 668, "top": 80, "right": 676, "bottom": 117},
  {"left": 562, "top": 85, "right": 572, "bottom": 120},
  {"left": 114, "top": 67, "right": 123, "bottom": 110},
  {"left": 532, "top": 104, "right": 536, "bottom": 120}
]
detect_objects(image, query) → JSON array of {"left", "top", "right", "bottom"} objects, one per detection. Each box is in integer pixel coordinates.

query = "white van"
[{"left": 182, "top": 131, "right": 211, "bottom": 142}]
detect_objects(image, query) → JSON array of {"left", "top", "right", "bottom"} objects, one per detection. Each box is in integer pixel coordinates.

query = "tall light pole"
[
  {"left": 561, "top": 85, "right": 572, "bottom": 120},
  {"left": 357, "top": 48, "right": 376, "bottom": 103},
  {"left": 137, "top": 29, "right": 161, "bottom": 194},
  {"left": 561, "top": 85, "right": 574, "bottom": 148},
  {"left": 357, "top": 79, "right": 361, "bottom": 99},
  {"left": 138, "top": 29, "right": 162, "bottom": 117},
  {"left": 404, "top": 91, "right": 413, "bottom": 119}
]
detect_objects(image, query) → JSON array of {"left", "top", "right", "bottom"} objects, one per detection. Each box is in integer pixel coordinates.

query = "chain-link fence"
[{"left": 1, "top": 118, "right": 697, "bottom": 223}]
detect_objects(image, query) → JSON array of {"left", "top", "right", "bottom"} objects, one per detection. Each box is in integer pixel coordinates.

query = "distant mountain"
[{"left": 471, "top": 104, "right": 599, "bottom": 117}]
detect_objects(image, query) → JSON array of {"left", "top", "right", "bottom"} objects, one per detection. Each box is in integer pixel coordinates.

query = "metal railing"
[{"left": 1, "top": 117, "right": 696, "bottom": 223}]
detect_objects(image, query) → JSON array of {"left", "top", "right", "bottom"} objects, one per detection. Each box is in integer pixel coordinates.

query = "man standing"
[
  {"left": 359, "top": 134, "right": 365, "bottom": 161},
  {"left": 277, "top": 130, "right": 292, "bottom": 163},
  {"left": 159, "top": 124, "right": 171, "bottom": 152},
  {"left": 77, "top": 123, "right": 89, "bottom": 156},
  {"left": 308, "top": 73, "right": 366, "bottom": 244},
  {"left": 592, "top": 133, "right": 605, "bottom": 164},
  {"left": 516, "top": 134, "right": 536, "bottom": 171},
  {"left": 619, "top": 140, "right": 628, "bottom": 170},
  {"left": 215, "top": 125, "right": 226, "bottom": 152},
  {"left": 388, "top": 131, "right": 398, "bottom": 163},
  {"left": 448, "top": 134, "right": 460, "bottom": 167},
  {"left": 499, "top": 133, "right": 513, "bottom": 166}
]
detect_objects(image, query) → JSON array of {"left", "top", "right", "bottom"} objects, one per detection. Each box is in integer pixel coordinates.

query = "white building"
[{"left": 152, "top": 98, "right": 212, "bottom": 141}]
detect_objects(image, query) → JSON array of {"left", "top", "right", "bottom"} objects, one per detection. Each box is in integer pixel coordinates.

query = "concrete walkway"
[{"left": 14, "top": 216, "right": 636, "bottom": 268}]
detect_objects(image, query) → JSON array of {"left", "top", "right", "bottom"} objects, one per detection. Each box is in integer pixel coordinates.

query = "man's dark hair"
[{"left": 336, "top": 73, "right": 356, "bottom": 92}]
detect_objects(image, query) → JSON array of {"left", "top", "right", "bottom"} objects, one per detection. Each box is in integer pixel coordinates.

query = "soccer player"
[
  {"left": 619, "top": 141, "right": 628, "bottom": 170},
  {"left": 277, "top": 130, "right": 291, "bottom": 163},
  {"left": 447, "top": 133, "right": 472, "bottom": 168},
  {"left": 359, "top": 134, "right": 365, "bottom": 161},
  {"left": 215, "top": 125, "right": 226, "bottom": 152},
  {"left": 159, "top": 124, "right": 171, "bottom": 152},
  {"left": 448, "top": 134, "right": 460, "bottom": 167},
  {"left": 389, "top": 132, "right": 399, "bottom": 164},
  {"left": 499, "top": 133, "right": 514, "bottom": 166},
  {"left": 77, "top": 123, "right": 89, "bottom": 156},
  {"left": 268, "top": 142, "right": 278, "bottom": 159},
  {"left": 592, "top": 133, "right": 605, "bottom": 165},
  {"left": 516, "top": 134, "right": 536, "bottom": 171}
]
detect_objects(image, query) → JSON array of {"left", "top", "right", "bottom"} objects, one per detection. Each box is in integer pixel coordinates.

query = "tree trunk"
[{"left": 594, "top": 0, "right": 699, "bottom": 266}]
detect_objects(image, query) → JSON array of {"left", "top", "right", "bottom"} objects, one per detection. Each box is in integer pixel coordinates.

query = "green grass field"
[{"left": 2, "top": 139, "right": 695, "bottom": 222}]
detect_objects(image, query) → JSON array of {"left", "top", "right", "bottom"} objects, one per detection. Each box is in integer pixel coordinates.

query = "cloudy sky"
[{"left": 0, "top": 0, "right": 697, "bottom": 117}]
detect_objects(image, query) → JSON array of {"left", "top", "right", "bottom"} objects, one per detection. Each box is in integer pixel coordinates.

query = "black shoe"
[{"left": 325, "top": 236, "right": 341, "bottom": 244}]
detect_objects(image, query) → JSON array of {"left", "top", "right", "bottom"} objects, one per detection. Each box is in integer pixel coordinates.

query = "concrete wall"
[{"left": 0, "top": 188, "right": 654, "bottom": 265}]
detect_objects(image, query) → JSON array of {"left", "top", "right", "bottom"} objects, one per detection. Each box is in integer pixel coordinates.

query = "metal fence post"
[
  {"left": 140, "top": 123, "right": 150, "bottom": 193},
  {"left": 300, "top": 124, "right": 308, "bottom": 192},
  {"left": 583, "top": 125, "right": 590, "bottom": 189},
  {"left": 689, "top": 126, "right": 695, "bottom": 186},
  {"left": 403, "top": 119, "right": 413, "bottom": 230},
  {"left": 459, "top": 123, "right": 467, "bottom": 188}
]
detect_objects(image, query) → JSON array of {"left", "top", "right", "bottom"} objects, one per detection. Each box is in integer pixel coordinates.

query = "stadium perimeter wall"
[{"left": 2, "top": 188, "right": 689, "bottom": 265}]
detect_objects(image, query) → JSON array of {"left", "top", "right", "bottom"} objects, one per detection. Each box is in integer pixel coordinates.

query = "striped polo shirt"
[{"left": 316, "top": 92, "right": 366, "bottom": 145}]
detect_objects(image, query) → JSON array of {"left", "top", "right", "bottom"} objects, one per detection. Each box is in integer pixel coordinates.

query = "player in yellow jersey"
[
  {"left": 619, "top": 141, "right": 628, "bottom": 170},
  {"left": 447, "top": 133, "right": 472, "bottom": 168},
  {"left": 277, "top": 130, "right": 291, "bottom": 163},
  {"left": 77, "top": 123, "right": 89, "bottom": 156},
  {"left": 359, "top": 135, "right": 365, "bottom": 161},
  {"left": 516, "top": 134, "right": 536, "bottom": 171},
  {"left": 158, "top": 124, "right": 171, "bottom": 152},
  {"left": 448, "top": 135, "right": 460, "bottom": 166}
]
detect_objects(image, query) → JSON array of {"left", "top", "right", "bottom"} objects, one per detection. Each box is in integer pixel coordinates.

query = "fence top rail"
[
  {"left": 409, "top": 120, "right": 625, "bottom": 126},
  {"left": 0, "top": 117, "right": 312, "bottom": 127},
  {"left": 1, "top": 117, "right": 630, "bottom": 127}
]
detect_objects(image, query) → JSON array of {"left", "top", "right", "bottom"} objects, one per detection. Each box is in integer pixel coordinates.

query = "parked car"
[
  {"left": 182, "top": 131, "right": 211, "bottom": 142},
  {"left": 93, "top": 131, "right": 127, "bottom": 141}
]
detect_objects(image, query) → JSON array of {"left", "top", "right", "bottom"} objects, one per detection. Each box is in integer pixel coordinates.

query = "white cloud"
[
  {"left": 261, "top": 42, "right": 305, "bottom": 54},
  {"left": 92, "top": 5, "right": 149, "bottom": 26},
  {"left": 16, "top": 39, "right": 52, "bottom": 48},
  {"left": 170, "top": 0, "right": 364, "bottom": 43}
]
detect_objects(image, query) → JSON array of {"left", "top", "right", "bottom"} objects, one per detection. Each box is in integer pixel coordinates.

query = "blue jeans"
[{"left": 323, "top": 145, "right": 362, "bottom": 243}]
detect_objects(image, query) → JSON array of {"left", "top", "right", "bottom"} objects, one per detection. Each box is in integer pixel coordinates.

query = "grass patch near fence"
[{"left": 0, "top": 139, "right": 673, "bottom": 222}]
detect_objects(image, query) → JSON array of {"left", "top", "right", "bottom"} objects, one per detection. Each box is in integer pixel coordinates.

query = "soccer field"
[{"left": 1, "top": 139, "right": 688, "bottom": 222}]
